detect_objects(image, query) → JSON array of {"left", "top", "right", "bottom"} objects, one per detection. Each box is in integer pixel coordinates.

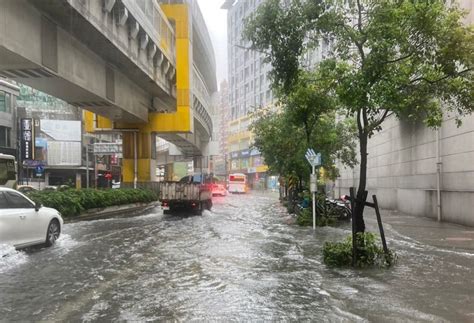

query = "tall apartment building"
[
  {"left": 212, "top": 80, "right": 231, "bottom": 176},
  {"left": 222, "top": 0, "right": 272, "bottom": 187}
]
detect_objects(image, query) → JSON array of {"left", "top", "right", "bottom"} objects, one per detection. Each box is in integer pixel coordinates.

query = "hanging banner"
[
  {"left": 35, "top": 137, "right": 48, "bottom": 164},
  {"left": 21, "top": 118, "right": 34, "bottom": 160}
]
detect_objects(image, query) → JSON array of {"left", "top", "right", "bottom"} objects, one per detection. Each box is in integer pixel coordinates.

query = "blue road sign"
[{"left": 305, "top": 149, "right": 322, "bottom": 167}]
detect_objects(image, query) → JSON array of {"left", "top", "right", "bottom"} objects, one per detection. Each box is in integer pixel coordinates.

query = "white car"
[{"left": 0, "top": 187, "right": 63, "bottom": 249}]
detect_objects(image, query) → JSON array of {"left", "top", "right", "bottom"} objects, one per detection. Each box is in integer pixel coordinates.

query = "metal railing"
[
  {"left": 192, "top": 66, "right": 213, "bottom": 136},
  {"left": 192, "top": 67, "right": 211, "bottom": 109},
  {"left": 122, "top": 0, "right": 176, "bottom": 62}
]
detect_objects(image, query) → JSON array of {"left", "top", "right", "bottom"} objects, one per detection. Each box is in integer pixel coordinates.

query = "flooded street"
[{"left": 1, "top": 192, "right": 474, "bottom": 322}]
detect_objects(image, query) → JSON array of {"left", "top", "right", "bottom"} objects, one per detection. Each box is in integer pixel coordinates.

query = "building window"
[
  {"left": 231, "top": 159, "right": 239, "bottom": 170},
  {"left": 0, "top": 126, "right": 11, "bottom": 148},
  {"left": 241, "top": 158, "right": 249, "bottom": 169},
  {"left": 0, "top": 91, "right": 11, "bottom": 113},
  {"left": 240, "top": 139, "right": 250, "bottom": 149}
]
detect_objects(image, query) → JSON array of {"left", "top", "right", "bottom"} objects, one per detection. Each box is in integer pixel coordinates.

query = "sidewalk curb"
[
  {"left": 364, "top": 208, "right": 474, "bottom": 252},
  {"left": 64, "top": 201, "right": 160, "bottom": 223}
]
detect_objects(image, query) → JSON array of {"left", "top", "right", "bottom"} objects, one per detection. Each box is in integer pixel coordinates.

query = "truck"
[{"left": 157, "top": 175, "right": 213, "bottom": 215}]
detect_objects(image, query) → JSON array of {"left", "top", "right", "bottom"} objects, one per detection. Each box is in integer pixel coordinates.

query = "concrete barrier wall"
[{"left": 337, "top": 114, "right": 474, "bottom": 227}]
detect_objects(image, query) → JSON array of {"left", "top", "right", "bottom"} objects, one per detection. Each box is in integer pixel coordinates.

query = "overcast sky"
[{"left": 196, "top": 0, "right": 228, "bottom": 88}]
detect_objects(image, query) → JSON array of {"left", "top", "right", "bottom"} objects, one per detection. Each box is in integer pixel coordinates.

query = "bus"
[
  {"left": 228, "top": 173, "right": 247, "bottom": 194},
  {"left": 0, "top": 153, "right": 17, "bottom": 189}
]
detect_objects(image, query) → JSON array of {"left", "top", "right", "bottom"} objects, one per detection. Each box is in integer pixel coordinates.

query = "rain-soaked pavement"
[{"left": 1, "top": 192, "right": 474, "bottom": 322}]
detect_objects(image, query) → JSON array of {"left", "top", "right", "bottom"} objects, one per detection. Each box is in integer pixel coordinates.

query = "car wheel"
[{"left": 45, "top": 220, "right": 60, "bottom": 247}]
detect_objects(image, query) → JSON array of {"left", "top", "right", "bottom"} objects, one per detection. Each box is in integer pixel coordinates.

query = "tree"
[
  {"left": 250, "top": 71, "right": 356, "bottom": 187},
  {"left": 245, "top": 0, "right": 474, "bottom": 233}
]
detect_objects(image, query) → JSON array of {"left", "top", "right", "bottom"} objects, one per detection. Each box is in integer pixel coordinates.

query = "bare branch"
[
  {"left": 233, "top": 43, "right": 267, "bottom": 55},
  {"left": 383, "top": 52, "right": 414, "bottom": 65},
  {"left": 356, "top": 0, "right": 365, "bottom": 37},
  {"left": 369, "top": 109, "right": 392, "bottom": 132},
  {"left": 408, "top": 68, "right": 472, "bottom": 85},
  {"left": 354, "top": 0, "right": 367, "bottom": 63}
]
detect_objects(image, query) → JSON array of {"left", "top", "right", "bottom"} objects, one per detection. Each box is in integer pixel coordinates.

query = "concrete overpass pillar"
[
  {"left": 85, "top": 112, "right": 158, "bottom": 185},
  {"left": 193, "top": 156, "right": 203, "bottom": 171},
  {"left": 154, "top": 3, "right": 193, "bottom": 133}
]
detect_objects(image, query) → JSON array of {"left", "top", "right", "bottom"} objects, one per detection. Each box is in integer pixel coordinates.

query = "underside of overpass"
[{"left": 0, "top": 0, "right": 217, "bottom": 183}]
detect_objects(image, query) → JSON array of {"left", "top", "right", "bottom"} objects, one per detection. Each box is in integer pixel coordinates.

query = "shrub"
[
  {"left": 296, "top": 208, "right": 336, "bottom": 227},
  {"left": 323, "top": 232, "right": 397, "bottom": 268},
  {"left": 28, "top": 188, "right": 158, "bottom": 218}
]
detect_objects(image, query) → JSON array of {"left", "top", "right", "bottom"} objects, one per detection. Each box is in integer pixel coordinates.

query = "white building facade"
[{"left": 222, "top": 0, "right": 274, "bottom": 187}]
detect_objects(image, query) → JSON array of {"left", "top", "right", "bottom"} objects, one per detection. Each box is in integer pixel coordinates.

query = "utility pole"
[
  {"left": 305, "top": 149, "right": 321, "bottom": 230},
  {"left": 311, "top": 165, "right": 317, "bottom": 230},
  {"left": 86, "top": 143, "right": 90, "bottom": 189},
  {"left": 133, "top": 131, "right": 137, "bottom": 189}
]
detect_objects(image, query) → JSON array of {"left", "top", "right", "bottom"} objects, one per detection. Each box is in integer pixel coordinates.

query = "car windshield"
[{"left": 179, "top": 175, "right": 218, "bottom": 184}]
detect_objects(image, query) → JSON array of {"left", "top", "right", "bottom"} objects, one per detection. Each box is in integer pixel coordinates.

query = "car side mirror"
[{"left": 35, "top": 202, "right": 41, "bottom": 212}]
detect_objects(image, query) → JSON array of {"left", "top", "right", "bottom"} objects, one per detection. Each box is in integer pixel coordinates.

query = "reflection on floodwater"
[{"left": 1, "top": 193, "right": 473, "bottom": 321}]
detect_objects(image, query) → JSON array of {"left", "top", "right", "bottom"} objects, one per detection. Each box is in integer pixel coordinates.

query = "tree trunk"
[{"left": 354, "top": 130, "right": 368, "bottom": 233}]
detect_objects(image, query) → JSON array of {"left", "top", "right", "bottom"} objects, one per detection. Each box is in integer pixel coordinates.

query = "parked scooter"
[{"left": 324, "top": 195, "right": 352, "bottom": 220}]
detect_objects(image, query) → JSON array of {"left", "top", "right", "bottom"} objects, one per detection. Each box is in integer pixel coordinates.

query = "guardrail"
[
  {"left": 192, "top": 67, "right": 213, "bottom": 137},
  {"left": 193, "top": 67, "right": 211, "bottom": 108}
]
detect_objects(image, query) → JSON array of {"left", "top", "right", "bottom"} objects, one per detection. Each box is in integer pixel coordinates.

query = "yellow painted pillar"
[
  {"left": 121, "top": 127, "right": 156, "bottom": 184},
  {"left": 117, "top": 3, "right": 197, "bottom": 183},
  {"left": 154, "top": 3, "right": 193, "bottom": 133},
  {"left": 121, "top": 132, "right": 135, "bottom": 184},
  {"left": 83, "top": 111, "right": 113, "bottom": 133},
  {"left": 83, "top": 111, "right": 95, "bottom": 133}
]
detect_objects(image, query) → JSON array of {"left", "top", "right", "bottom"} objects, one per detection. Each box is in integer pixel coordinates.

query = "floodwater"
[{"left": 1, "top": 192, "right": 473, "bottom": 322}]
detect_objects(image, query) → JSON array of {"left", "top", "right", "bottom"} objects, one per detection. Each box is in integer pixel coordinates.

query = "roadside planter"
[{"left": 27, "top": 188, "right": 158, "bottom": 219}]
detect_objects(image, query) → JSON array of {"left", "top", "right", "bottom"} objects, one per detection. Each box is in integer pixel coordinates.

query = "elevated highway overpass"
[{"left": 0, "top": 0, "right": 217, "bottom": 183}]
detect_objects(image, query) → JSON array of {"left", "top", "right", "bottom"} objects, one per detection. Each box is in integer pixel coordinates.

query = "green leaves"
[
  {"left": 250, "top": 73, "right": 357, "bottom": 182},
  {"left": 28, "top": 189, "right": 158, "bottom": 217},
  {"left": 244, "top": 0, "right": 325, "bottom": 93},
  {"left": 323, "top": 233, "right": 397, "bottom": 268},
  {"left": 246, "top": 0, "right": 474, "bottom": 130},
  {"left": 246, "top": 0, "right": 473, "bottom": 231}
]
